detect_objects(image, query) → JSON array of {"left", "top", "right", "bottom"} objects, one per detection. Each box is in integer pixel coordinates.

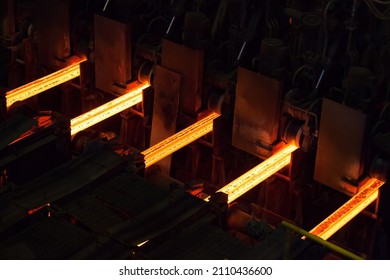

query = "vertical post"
[{"left": 7, "top": 0, "right": 15, "bottom": 35}]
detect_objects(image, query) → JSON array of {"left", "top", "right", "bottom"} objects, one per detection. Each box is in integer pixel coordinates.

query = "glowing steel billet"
[
  {"left": 70, "top": 83, "right": 149, "bottom": 135},
  {"left": 142, "top": 112, "right": 220, "bottom": 168},
  {"left": 310, "top": 178, "right": 384, "bottom": 240},
  {"left": 6, "top": 61, "right": 85, "bottom": 108},
  {"left": 206, "top": 144, "right": 298, "bottom": 204}
]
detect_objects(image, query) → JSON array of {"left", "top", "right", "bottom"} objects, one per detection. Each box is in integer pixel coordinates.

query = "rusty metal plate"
[
  {"left": 149, "top": 66, "right": 181, "bottom": 175},
  {"left": 314, "top": 98, "right": 367, "bottom": 195},
  {"left": 232, "top": 67, "right": 283, "bottom": 158},
  {"left": 36, "top": 0, "right": 70, "bottom": 68},
  {"left": 94, "top": 14, "right": 131, "bottom": 94},
  {"left": 161, "top": 39, "right": 203, "bottom": 114}
]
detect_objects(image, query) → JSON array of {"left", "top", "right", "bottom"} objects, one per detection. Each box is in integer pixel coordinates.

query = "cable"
[
  {"left": 364, "top": 0, "right": 390, "bottom": 20},
  {"left": 371, "top": 0, "right": 390, "bottom": 4},
  {"left": 291, "top": 64, "right": 314, "bottom": 87},
  {"left": 322, "top": 0, "right": 337, "bottom": 58},
  {"left": 103, "top": 0, "right": 110, "bottom": 12}
]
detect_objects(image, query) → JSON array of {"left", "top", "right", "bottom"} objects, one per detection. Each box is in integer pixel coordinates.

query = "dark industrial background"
[{"left": 1, "top": 0, "right": 390, "bottom": 260}]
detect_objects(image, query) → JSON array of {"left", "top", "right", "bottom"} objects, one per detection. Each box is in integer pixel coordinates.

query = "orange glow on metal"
[
  {"left": 6, "top": 60, "right": 86, "bottom": 108},
  {"left": 9, "top": 116, "right": 52, "bottom": 146},
  {"left": 70, "top": 83, "right": 149, "bottom": 135},
  {"left": 310, "top": 178, "right": 384, "bottom": 240},
  {"left": 28, "top": 203, "right": 50, "bottom": 215},
  {"left": 142, "top": 112, "right": 220, "bottom": 168},
  {"left": 205, "top": 144, "right": 298, "bottom": 203}
]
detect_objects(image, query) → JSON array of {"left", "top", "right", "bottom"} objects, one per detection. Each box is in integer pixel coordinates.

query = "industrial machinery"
[{"left": 1, "top": 0, "right": 390, "bottom": 260}]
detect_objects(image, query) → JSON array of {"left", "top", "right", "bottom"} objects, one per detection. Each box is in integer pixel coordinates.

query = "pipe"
[{"left": 281, "top": 221, "right": 364, "bottom": 260}]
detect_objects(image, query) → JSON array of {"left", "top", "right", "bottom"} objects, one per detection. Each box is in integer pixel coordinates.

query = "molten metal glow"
[
  {"left": 70, "top": 83, "right": 149, "bottom": 135},
  {"left": 142, "top": 112, "right": 220, "bottom": 168},
  {"left": 310, "top": 178, "right": 384, "bottom": 240},
  {"left": 206, "top": 145, "right": 298, "bottom": 203},
  {"left": 6, "top": 60, "right": 85, "bottom": 108}
]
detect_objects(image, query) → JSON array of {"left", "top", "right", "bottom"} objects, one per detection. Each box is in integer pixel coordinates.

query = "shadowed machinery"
[{"left": 1, "top": 0, "right": 390, "bottom": 260}]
